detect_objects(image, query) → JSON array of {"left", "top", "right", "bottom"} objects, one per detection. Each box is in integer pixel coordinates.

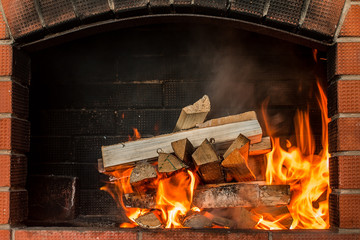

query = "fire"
[
  {"left": 156, "top": 170, "right": 196, "bottom": 228},
  {"left": 128, "top": 128, "right": 141, "bottom": 141},
  {"left": 256, "top": 80, "right": 330, "bottom": 229}
]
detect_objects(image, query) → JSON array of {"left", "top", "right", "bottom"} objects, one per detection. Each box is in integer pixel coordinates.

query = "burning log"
[
  {"left": 203, "top": 212, "right": 237, "bottom": 229},
  {"left": 192, "top": 139, "right": 224, "bottom": 183},
  {"left": 222, "top": 134, "right": 255, "bottom": 182},
  {"left": 174, "top": 95, "right": 211, "bottom": 132},
  {"left": 123, "top": 192, "right": 156, "bottom": 209},
  {"left": 251, "top": 206, "right": 293, "bottom": 229},
  {"left": 192, "top": 182, "right": 290, "bottom": 209},
  {"left": 130, "top": 162, "right": 157, "bottom": 190},
  {"left": 102, "top": 119, "right": 262, "bottom": 169},
  {"left": 123, "top": 182, "right": 290, "bottom": 209},
  {"left": 249, "top": 136, "right": 271, "bottom": 155},
  {"left": 134, "top": 211, "right": 162, "bottom": 229},
  {"left": 182, "top": 213, "right": 212, "bottom": 229},
  {"left": 247, "top": 155, "right": 267, "bottom": 181},
  {"left": 196, "top": 111, "right": 257, "bottom": 128},
  {"left": 158, "top": 152, "right": 187, "bottom": 173},
  {"left": 171, "top": 138, "right": 195, "bottom": 166}
]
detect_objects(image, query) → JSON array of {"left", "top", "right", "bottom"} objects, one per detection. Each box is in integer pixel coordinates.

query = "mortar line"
[
  {"left": 334, "top": 0, "right": 351, "bottom": 42},
  {"left": 330, "top": 113, "right": 360, "bottom": 121},
  {"left": 337, "top": 37, "right": 360, "bottom": 42},
  {"left": 0, "top": 40, "right": 13, "bottom": 45},
  {"left": 0, "top": 224, "right": 10, "bottom": 230},
  {"left": 107, "top": 0, "right": 115, "bottom": 12},
  {"left": 0, "top": 187, "right": 10, "bottom": 191},
  {"left": 34, "top": 0, "right": 46, "bottom": 28},
  {"left": 263, "top": 0, "right": 271, "bottom": 17},
  {"left": 330, "top": 151, "right": 360, "bottom": 157},
  {"left": 0, "top": 0, "right": 14, "bottom": 42},
  {"left": 298, "top": 0, "right": 311, "bottom": 27},
  {"left": 333, "top": 189, "right": 360, "bottom": 194},
  {"left": 0, "top": 76, "right": 11, "bottom": 81}
]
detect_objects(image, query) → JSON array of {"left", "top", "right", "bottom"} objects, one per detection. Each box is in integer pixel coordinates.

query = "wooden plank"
[
  {"left": 249, "top": 136, "right": 272, "bottom": 155},
  {"left": 192, "top": 182, "right": 290, "bottom": 208},
  {"left": 174, "top": 95, "right": 210, "bottom": 132},
  {"left": 102, "top": 120, "right": 262, "bottom": 169},
  {"left": 196, "top": 111, "right": 257, "bottom": 128},
  {"left": 192, "top": 139, "right": 224, "bottom": 183}
]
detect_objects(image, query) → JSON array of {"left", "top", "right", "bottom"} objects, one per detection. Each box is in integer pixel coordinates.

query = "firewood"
[
  {"left": 196, "top": 111, "right": 257, "bottom": 128},
  {"left": 222, "top": 134, "right": 255, "bottom": 182},
  {"left": 192, "top": 182, "right": 290, "bottom": 208},
  {"left": 232, "top": 207, "right": 257, "bottom": 229},
  {"left": 171, "top": 138, "right": 194, "bottom": 166},
  {"left": 192, "top": 139, "right": 224, "bottom": 183},
  {"left": 203, "top": 212, "right": 237, "bottom": 229},
  {"left": 183, "top": 213, "right": 212, "bottom": 229},
  {"left": 124, "top": 182, "right": 290, "bottom": 209},
  {"left": 222, "top": 149, "right": 255, "bottom": 182},
  {"left": 134, "top": 211, "right": 162, "bottom": 229},
  {"left": 249, "top": 136, "right": 271, "bottom": 155},
  {"left": 223, "top": 134, "right": 250, "bottom": 159},
  {"left": 102, "top": 119, "right": 262, "bottom": 169},
  {"left": 158, "top": 153, "right": 186, "bottom": 173},
  {"left": 123, "top": 192, "right": 156, "bottom": 209},
  {"left": 97, "top": 158, "right": 105, "bottom": 173},
  {"left": 174, "top": 95, "right": 211, "bottom": 132},
  {"left": 130, "top": 162, "right": 157, "bottom": 190},
  {"left": 247, "top": 155, "right": 266, "bottom": 181},
  {"left": 251, "top": 206, "right": 293, "bottom": 229}
]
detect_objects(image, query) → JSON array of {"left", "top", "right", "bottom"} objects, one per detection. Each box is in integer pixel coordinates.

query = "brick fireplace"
[{"left": 0, "top": 0, "right": 359, "bottom": 239}]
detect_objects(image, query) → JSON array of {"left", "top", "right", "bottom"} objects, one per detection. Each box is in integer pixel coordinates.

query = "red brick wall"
[
  {"left": 0, "top": 0, "right": 358, "bottom": 239},
  {"left": 328, "top": 0, "right": 360, "bottom": 232}
]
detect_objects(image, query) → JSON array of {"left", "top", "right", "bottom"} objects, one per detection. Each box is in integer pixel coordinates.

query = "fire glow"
[{"left": 101, "top": 81, "right": 330, "bottom": 230}]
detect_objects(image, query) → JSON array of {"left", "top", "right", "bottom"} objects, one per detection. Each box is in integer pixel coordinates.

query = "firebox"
[{"left": 0, "top": 0, "right": 359, "bottom": 239}]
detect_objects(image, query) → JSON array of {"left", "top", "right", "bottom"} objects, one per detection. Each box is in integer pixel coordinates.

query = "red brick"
[
  {"left": 2, "top": 0, "right": 43, "bottom": 39},
  {"left": 0, "top": 191, "right": 10, "bottom": 224},
  {"left": 329, "top": 118, "right": 360, "bottom": 152},
  {"left": 0, "top": 190, "right": 27, "bottom": 224},
  {"left": 328, "top": 80, "right": 360, "bottom": 116},
  {"left": 0, "top": 81, "right": 12, "bottom": 113},
  {"left": 0, "top": 45, "right": 12, "bottom": 76},
  {"left": 142, "top": 231, "right": 268, "bottom": 240},
  {"left": 339, "top": 194, "right": 360, "bottom": 228},
  {"left": 14, "top": 229, "right": 137, "bottom": 240},
  {"left": 0, "top": 155, "right": 27, "bottom": 188},
  {"left": 0, "top": 118, "right": 30, "bottom": 152},
  {"left": 38, "top": 0, "right": 77, "bottom": 29},
  {"left": 0, "top": 230, "right": 10, "bottom": 240},
  {"left": 330, "top": 155, "right": 360, "bottom": 189},
  {"left": 329, "top": 43, "right": 360, "bottom": 76},
  {"left": 340, "top": 5, "right": 360, "bottom": 37},
  {"left": 272, "top": 232, "right": 360, "bottom": 240},
  {"left": 0, "top": 11, "right": 9, "bottom": 39}
]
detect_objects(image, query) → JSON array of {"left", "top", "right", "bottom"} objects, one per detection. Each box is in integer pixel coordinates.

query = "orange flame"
[
  {"left": 257, "top": 80, "right": 330, "bottom": 229},
  {"left": 156, "top": 170, "right": 196, "bottom": 228},
  {"left": 128, "top": 128, "right": 141, "bottom": 141}
]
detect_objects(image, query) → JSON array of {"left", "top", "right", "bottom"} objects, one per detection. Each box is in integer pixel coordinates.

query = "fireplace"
[{"left": 0, "top": 0, "right": 359, "bottom": 239}]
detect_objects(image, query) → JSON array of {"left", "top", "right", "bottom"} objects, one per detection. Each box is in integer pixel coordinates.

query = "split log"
[
  {"left": 192, "top": 139, "right": 224, "bottom": 183},
  {"left": 171, "top": 138, "right": 194, "bottom": 166},
  {"left": 247, "top": 155, "right": 267, "bottom": 181},
  {"left": 124, "top": 182, "right": 290, "bottom": 209},
  {"left": 134, "top": 211, "right": 162, "bottom": 229},
  {"left": 222, "top": 134, "right": 255, "bottom": 182},
  {"left": 232, "top": 207, "right": 257, "bottom": 229},
  {"left": 183, "top": 214, "right": 212, "bottom": 229},
  {"left": 203, "top": 212, "right": 237, "bottom": 229},
  {"left": 130, "top": 162, "right": 157, "bottom": 190},
  {"left": 192, "top": 182, "right": 290, "bottom": 208},
  {"left": 222, "top": 149, "right": 255, "bottom": 182},
  {"left": 102, "top": 119, "right": 262, "bottom": 169},
  {"left": 158, "top": 153, "right": 186, "bottom": 173},
  {"left": 251, "top": 206, "right": 293, "bottom": 229},
  {"left": 249, "top": 136, "right": 271, "bottom": 155},
  {"left": 97, "top": 158, "right": 105, "bottom": 173},
  {"left": 174, "top": 95, "right": 210, "bottom": 132},
  {"left": 123, "top": 192, "right": 156, "bottom": 209},
  {"left": 196, "top": 111, "right": 257, "bottom": 128}
]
